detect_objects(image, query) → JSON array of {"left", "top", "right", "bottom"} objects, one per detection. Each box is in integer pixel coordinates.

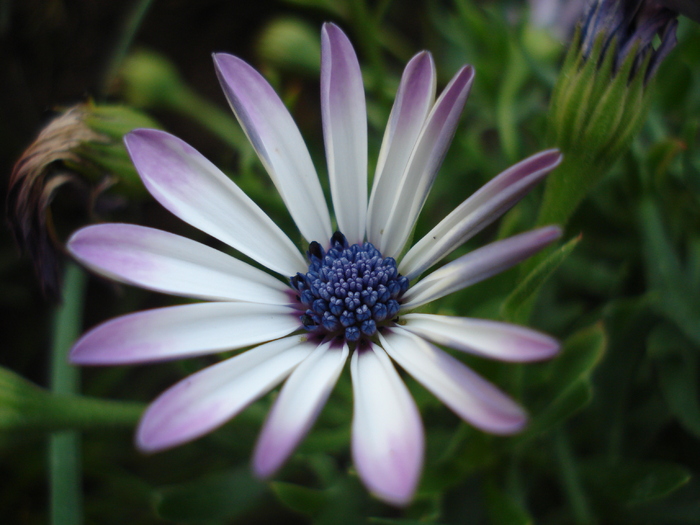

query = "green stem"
[
  {"left": 349, "top": 0, "right": 386, "bottom": 101},
  {"left": 172, "top": 87, "right": 250, "bottom": 153},
  {"left": 555, "top": 429, "right": 595, "bottom": 525},
  {"left": 535, "top": 152, "right": 596, "bottom": 230},
  {"left": 50, "top": 263, "right": 87, "bottom": 525},
  {"left": 517, "top": 153, "right": 590, "bottom": 281},
  {"left": 99, "top": 0, "right": 155, "bottom": 97},
  {"left": 39, "top": 394, "right": 145, "bottom": 431},
  {"left": 505, "top": 458, "right": 526, "bottom": 509},
  {"left": 50, "top": 264, "right": 86, "bottom": 395},
  {"left": 373, "top": 0, "right": 394, "bottom": 24}
]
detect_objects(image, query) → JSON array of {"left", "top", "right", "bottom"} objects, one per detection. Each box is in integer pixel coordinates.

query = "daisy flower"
[{"left": 68, "top": 23, "right": 563, "bottom": 506}]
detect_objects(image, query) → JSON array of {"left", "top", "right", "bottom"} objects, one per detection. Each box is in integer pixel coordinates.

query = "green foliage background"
[{"left": 2, "top": 0, "right": 700, "bottom": 523}]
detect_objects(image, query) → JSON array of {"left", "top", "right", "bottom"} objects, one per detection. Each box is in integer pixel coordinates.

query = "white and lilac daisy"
[{"left": 68, "top": 23, "right": 563, "bottom": 506}]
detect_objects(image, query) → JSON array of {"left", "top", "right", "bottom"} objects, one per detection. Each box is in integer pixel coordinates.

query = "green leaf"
[
  {"left": 627, "top": 491, "right": 700, "bottom": 524},
  {"left": 298, "top": 425, "right": 350, "bottom": 454},
  {"left": 270, "top": 481, "right": 327, "bottom": 516},
  {"left": 484, "top": 479, "right": 533, "bottom": 525},
  {"left": 581, "top": 459, "right": 691, "bottom": 506},
  {"left": 404, "top": 491, "right": 442, "bottom": 522},
  {"left": 515, "top": 380, "right": 593, "bottom": 443},
  {"left": 648, "top": 324, "right": 700, "bottom": 438},
  {"left": 501, "top": 234, "right": 580, "bottom": 324},
  {"left": 312, "top": 476, "right": 366, "bottom": 525},
  {"left": 538, "top": 323, "right": 606, "bottom": 398},
  {"left": 497, "top": 39, "right": 530, "bottom": 161},
  {"left": 639, "top": 199, "right": 700, "bottom": 345},
  {"left": 421, "top": 427, "right": 496, "bottom": 492},
  {"left": 153, "top": 467, "right": 265, "bottom": 522}
]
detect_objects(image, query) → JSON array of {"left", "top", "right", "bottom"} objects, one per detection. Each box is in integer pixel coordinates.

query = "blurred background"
[{"left": 3, "top": 0, "right": 700, "bottom": 523}]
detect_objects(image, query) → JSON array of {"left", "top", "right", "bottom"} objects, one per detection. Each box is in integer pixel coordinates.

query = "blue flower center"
[{"left": 290, "top": 231, "right": 409, "bottom": 342}]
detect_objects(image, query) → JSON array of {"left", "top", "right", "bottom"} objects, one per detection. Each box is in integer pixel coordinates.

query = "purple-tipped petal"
[
  {"left": 367, "top": 51, "right": 436, "bottom": 248},
  {"left": 70, "top": 302, "right": 300, "bottom": 365},
  {"left": 402, "top": 226, "right": 562, "bottom": 309},
  {"left": 321, "top": 23, "right": 367, "bottom": 245},
  {"left": 400, "top": 149, "right": 563, "bottom": 279},
  {"left": 253, "top": 340, "right": 348, "bottom": 478},
  {"left": 351, "top": 344, "right": 424, "bottom": 506},
  {"left": 136, "top": 335, "right": 315, "bottom": 452},
  {"left": 68, "top": 224, "right": 291, "bottom": 304},
  {"left": 213, "top": 53, "right": 332, "bottom": 245},
  {"left": 381, "top": 328, "right": 527, "bottom": 434},
  {"left": 402, "top": 313, "right": 560, "bottom": 362},
  {"left": 378, "top": 65, "right": 474, "bottom": 258},
  {"left": 124, "top": 129, "right": 306, "bottom": 276}
]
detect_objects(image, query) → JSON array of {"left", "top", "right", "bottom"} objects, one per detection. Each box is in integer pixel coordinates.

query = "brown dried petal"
[{"left": 7, "top": 104, "right": 105, "bottom": 297}]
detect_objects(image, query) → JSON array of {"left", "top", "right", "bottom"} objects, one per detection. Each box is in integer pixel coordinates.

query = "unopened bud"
[
  {"left": 115, "top": 50, "right": 185, "bottom": 109},
  {"left": 256, "top": 18, "right": 321, "bottom": 76},
  {"left": 537, "top": 0, "right": 679, "bottom": 228}
]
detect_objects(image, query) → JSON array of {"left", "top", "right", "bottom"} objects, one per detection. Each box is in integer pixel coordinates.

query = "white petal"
[
  {"left": 402, "top": 313, "right": 559, "bottom": 362},
  {"left": 68, "top": 223, "right": 291, "bottom": 304},
  {"left": 124, "top": 129, "right": 306, "bottom": 276},
  {"left": 253, "top": 340, "right": 348, "bottom": 477},
  {"left": 321, "top": 23, "right": 367, "bottom": 245},
  {"left": 377, "top": 66, "right": 474, "bottom": 258},
  {"left": 401, "top": 226, "right": 562, "bottom": 309},
  {"left": 351, "top": 344, "right": 423, "bottom": 506},
  {"left": 367, "top": 51, "right": 436, "bottom": 247},
  {"left": 136, "top": 335, "right": 316, "bottom": 452},
  {"left": 380, "top": 328, "right": 526, "bottom": 434},
  {"left": 400, "top": 149, "right": 563, "bottom": 279},
  {"left": 214, "top": 53, "right": 332, "bottom": 245},
  {"left": 70, "top": 302, "right": 300, "bottom": 365}
]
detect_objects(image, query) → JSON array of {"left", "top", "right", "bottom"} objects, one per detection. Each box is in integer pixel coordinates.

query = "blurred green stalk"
[
  {"left": 49, "top": 263, "right": 87, "bottom": 525},
  {"left": 118, "top": 49, "right": 250, "bottom": 153},
  {"left": 100, "top": 0, "right": 155, "bottom": 97},
  {"left": 349, "top": 0, "right": 387, "bottom": 101},
  {"left": 556, "top": 429, "right": 594, "bottom": 525}
]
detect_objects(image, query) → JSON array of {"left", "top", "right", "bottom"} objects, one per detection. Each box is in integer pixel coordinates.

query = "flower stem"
[
  {"left": 172, "top": 87, "right": 251, "bottom": 153},
  {"left": 349, "top": 0, "right": 387, "bottom": 101},
  {"left": 99, "top": 0, "right": 155, "bottom": 97},
  {"left": 555, "top": 429, "right": 595, "bottom": 525},
  {"left": 49, "top": 262, "right": 87, "bottom": 525}
]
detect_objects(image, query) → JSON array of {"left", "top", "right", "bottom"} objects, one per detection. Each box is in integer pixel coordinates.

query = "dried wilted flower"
[{"left": 7, "top": 103, "right": 158, "bottom": 296}]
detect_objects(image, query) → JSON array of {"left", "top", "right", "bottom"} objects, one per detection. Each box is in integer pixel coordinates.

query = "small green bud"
[
  {"left": 115, "top": 49, "right": 254, "bottom": 157},
  {"left": 256, "top": 18, "right": 321, "bottom": 76},
  {"left": 522, "top": 25, "right": 564, "bottom": 63},
  {"left": 116, "top": 49, "right": 187, "bottom": 109}
]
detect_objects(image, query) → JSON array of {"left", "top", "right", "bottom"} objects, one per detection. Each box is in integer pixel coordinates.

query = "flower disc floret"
[{"left": 291, "top": 231, "right": 409, "bottom": 342}]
